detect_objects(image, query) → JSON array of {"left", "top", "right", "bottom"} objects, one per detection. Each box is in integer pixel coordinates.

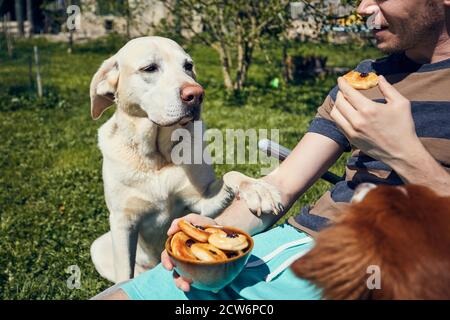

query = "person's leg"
[
  {"left": 117, "top": 262, "right": 241, "bottom": 300},
  {"left": 229, "top": 223, "right": 322, "bottom": 300},
  {"left": 91, "top": 281, "right": 131, "bottom": 300},
  {"left": 102, "top": 223, "right": 320, "bottom": 300},
  {"left": 90, "top": 231, "right": 234, "bottom": 299}
]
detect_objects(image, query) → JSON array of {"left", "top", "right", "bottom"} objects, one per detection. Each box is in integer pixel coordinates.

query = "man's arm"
[
  {"left": 385, "top": 140, "right": 450, "bottom": 196},
  {"left": 332, "top": 75, "right": 450, "bottom": 197},
  {"left": 215, "top": 132, "right": 344, "bottom": 235}
]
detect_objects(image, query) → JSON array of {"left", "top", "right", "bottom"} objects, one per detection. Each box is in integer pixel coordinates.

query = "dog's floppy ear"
[{"left": 90, "top": 55, "right": 119, "bottom": 120}]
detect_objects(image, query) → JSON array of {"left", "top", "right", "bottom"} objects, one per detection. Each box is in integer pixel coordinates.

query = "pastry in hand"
[{"left": 343, "top": 71, "right": 379, "bottom": 90}]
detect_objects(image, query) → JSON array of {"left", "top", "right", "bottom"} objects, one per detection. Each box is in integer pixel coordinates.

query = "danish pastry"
[
  {"left": 343, "top": 71, "right": 379, "bottom": 90},
  {"left": 205, "top": 227, "right": 227, "bottom": 236},
  {"left": 208, "top": 232, "right": 249, "bottom": 252},
  {"left": 170, "top": 231, "right": 197, "bottom": 261},
  {"left": 178, "top": 219, "right": 211, "bottom": 242},
  {"left": 190, "top": 243, "right": 228, "bottom": 262}
]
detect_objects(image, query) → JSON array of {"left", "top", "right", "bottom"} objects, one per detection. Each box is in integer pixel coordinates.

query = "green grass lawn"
[{"left": 0, "top": 35, "right": 381, "bottom": 299}]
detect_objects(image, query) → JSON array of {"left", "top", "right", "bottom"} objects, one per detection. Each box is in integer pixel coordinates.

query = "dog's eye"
[
  {"left": 184, "top": 62, "right": 194, "bottom": 72},
  {"left": 142, "top": 64, "right": 158, "bottom": 73}
]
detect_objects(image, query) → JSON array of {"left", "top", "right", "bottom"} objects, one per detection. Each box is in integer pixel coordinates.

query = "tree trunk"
[
  {"left": 34, "top": 46, "right": 43, "bottom": 97},
  {"left": 226, "top": 47, "right": 233, "bottom": 69},
  {"left": 235, "top": 40, "right": 253, "bottom": 91},
  {"left": 282, "top": 36, "right": 293, "bottom": 84},
  {"left": 3, "top": 13, "right": 14, "bottom": 58},
  {"left": 68, "top": 30, "right": 74, "bottom": 54},
  {"left": 14, "top": 0, "right": 24, "bottom": 37},
  {"left": 26, "top": 0, "right": 33, "bottom": 37},
  {"left": 67, "top": 0, "right": 73, "bottom": 54},
  {"left": 235, "top": 45, "right": 244, "bottom": 91},
  {"left": 213, "top": 42, "right": 234, "bottom": 90}
]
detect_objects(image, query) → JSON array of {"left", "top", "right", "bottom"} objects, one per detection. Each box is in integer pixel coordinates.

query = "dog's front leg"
[
  {"left": 110, "top": 214, "right": 139, "bottom": 283},
  {"left": 190, "top": 178, "right": 236, "bottom": 218},
  {"left": 192, "top": 171, "right": 283, "bottom": 218}
]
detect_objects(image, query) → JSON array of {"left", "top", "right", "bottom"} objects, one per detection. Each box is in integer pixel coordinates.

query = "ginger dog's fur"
[{"left": 292, "top": 185, "right": 450, "bottom": 299}]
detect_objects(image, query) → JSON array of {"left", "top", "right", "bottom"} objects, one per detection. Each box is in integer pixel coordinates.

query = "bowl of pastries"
[{"left": 165, "top": 219, "right": 254, "bottom": 291}]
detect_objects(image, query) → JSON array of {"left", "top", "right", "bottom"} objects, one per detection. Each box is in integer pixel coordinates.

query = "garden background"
[{"left": 0, "top": 0, "right": 381, "bottom": 299}]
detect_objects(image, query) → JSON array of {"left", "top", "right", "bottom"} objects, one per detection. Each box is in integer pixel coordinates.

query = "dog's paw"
[
  {"left": 238, "top": 179, "right": 284, "bottom": 216},
  {"left": 223, "top": 171, "right": 283, "bottom": 216}
]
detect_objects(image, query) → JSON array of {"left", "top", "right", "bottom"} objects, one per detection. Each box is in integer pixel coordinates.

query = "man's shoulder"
[
  {"left": 354, "top": 58, "right": 377, "bottom": 73},
  {"left": 354, "top": 55, "right": 396, "bottom": 73}
]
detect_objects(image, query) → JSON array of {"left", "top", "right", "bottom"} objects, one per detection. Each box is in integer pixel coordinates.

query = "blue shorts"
[{"left": 120, "top": 223, "right": 322, "bottom": 300}]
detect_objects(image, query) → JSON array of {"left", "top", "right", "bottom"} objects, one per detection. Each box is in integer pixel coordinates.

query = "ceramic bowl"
[{"left": 165, "top": 225, "right": 254, "bottom": 291}]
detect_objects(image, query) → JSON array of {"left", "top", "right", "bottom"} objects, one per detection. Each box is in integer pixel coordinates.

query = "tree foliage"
[
  {"left": 164, "top": 0, "right": 292, "bottom": 92},
  {"left": 163, "top": 0, "right": 360, "bottom": 92}
]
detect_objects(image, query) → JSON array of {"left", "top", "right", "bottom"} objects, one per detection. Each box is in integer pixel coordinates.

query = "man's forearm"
[
  {"left": 216, "top": 133, "right": 344, "bottom": 235},
  {"left": 214, "top": 199, "right": 277, "bottom": 236},
  {"left": 386, "top": 139, "right": 450, "bottom": 196},
  {"left": 263, "top": 133, "right": 344, "bottom": 209}
]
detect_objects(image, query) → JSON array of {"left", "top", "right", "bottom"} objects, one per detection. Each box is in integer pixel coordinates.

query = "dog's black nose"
[{"left": 180, "top": 83, "right": 204, "bottom": 107}]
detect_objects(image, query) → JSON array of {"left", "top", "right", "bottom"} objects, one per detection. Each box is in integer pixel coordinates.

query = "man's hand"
[
  {"left": 161, "top": 214, "right": 217, "bottom": 292},
  {"left": 330, "top": 75, "right": 421, "bottom": 163},
  {"left": 330, "top": 75, "right": 450, "bottom": 196}
]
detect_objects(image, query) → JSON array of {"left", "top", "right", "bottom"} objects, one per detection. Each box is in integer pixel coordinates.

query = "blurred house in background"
[
  {"left": 289, "top": 0, "right": 366, "bottom": 42},
  {"left": 1, "top": 0, "right": 363, "bottom": 42},
  {"left": 0, "top": 0, "right": 45, "bottom": 36},
  {"left": 0, "top": 0, "right": 201, "bottom": 40}
]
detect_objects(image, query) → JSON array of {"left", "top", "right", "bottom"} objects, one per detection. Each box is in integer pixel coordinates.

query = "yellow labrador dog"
[{"left": 89, "top": 37, "right": 282, "bottom": 283}]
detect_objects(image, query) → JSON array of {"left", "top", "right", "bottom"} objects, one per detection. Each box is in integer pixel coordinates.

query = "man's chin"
[
  {"left": 373, "top": 31, "right": 404, "bottom": 54},
  {"left": 377, "top": 43, "right": 404, "bottom": 54},
  {"left": 374, "top": 39, "right": 402, "bottom": 54}
]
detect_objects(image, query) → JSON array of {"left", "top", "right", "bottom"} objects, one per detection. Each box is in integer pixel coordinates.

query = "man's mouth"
[{"left": 373, "top": 25, "right": 389, "bottom": 36}]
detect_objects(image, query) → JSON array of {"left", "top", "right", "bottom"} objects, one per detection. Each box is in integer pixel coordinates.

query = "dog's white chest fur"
[{"left": 99, "top": 114, "right": 202, "bottom": 215}]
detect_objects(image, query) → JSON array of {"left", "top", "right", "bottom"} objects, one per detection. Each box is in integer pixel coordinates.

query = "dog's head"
[
  {"left": 292, "top": 184, "right": 450, "bottom": 300},
  {"left": 90, "top": 36, "right": 203, "bottom": 126}
]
